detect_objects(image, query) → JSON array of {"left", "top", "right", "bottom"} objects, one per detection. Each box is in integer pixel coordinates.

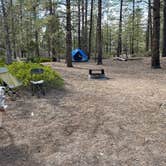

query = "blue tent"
[{"left": 72, "top": 49, "right": 88, "bottom": 62}]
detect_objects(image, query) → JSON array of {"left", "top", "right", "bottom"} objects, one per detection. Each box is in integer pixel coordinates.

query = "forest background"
[{"left": 0, "top": 0, "right": 164, "bottom": 68}]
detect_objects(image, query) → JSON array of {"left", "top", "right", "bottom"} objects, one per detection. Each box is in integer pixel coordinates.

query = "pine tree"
[
  {"left": 151, "top": 0, "right": 160, "bottom": 68},
  {"left": 66, "top": 0, "right": 73, "bottom": 67},
  {"left": 97, "top": 0, "right": 102, "bottom": 65}
]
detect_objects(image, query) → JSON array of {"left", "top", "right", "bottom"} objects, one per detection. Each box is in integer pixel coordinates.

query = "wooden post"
[{"left": 0, "top": 108, "right": 5, "bottom": 127}]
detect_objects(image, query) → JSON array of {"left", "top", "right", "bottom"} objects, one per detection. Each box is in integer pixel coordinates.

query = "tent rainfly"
[{"left": 72, "top": 49, "right": 88, "bottom": 62}]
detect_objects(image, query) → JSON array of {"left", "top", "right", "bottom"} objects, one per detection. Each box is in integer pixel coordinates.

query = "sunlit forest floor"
[{"left": 0, "top": 57, "right": 166, "bottom": 166}]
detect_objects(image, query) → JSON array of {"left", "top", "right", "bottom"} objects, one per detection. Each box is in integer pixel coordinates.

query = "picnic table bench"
[{"left": 89, "top": 69, "right": 105, "bottom": 79}]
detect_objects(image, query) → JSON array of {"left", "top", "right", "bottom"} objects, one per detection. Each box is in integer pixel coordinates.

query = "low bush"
[
  {"left": 0, "top": 58, "right": 6, "bottom": 66},
  {"left": 39, "top": 57, "right": 52, "bottom": 63},
  {"left": 8, "top": 62, "right": 64, "bottom": 88},
  {"left": 27, "top": 56, "right": 52, "bottom": 63},
  {"left": 27, "top": 56, "right": 40, "bottom": 63}
]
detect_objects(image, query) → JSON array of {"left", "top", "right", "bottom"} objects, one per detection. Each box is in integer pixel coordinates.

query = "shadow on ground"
[{"left": 0, "top": 127, "right": 43, "bottom": 166}]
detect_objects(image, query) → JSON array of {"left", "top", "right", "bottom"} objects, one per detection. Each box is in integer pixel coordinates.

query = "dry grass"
[{"left": 0, "top": 57, "right": 166, "bottom": 166}]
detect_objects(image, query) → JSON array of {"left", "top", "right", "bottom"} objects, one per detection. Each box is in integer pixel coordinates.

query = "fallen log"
[{"left": 113, "top": 57, "right": 127, "bottom": 61}]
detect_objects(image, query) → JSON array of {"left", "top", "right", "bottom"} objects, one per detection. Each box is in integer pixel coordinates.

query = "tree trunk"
[
  {"left": 35, "top": 30, "right": 40, "bottom": 57},
  {"left": 48, "top": 39, "right": 51, "bottom": 57},
  {"left": 33, "top": 4, "right": 40, "bottom": 57},
  {"left": 117, "top": 0, "right": 123, "bottom": 57},
  {"left": 146, "top": 0, "right": 152, "bottom": 52},
  {"left": 10, "top": 0, "right": 16, "bottom": 59},
  {"left": 49, "top": 0, "right": 53, "bottom": 15},
  {"left": 77, "top": 0, "right": 81, "bottom": 48},
  {"left": 131, "top": 0, "right": 135, "bottom": 55},
  {"left": 162, "top": 0, "right": 166, "bottom": 57},
  {"left": 1, "top": 0, "right": 12, "bottom": 64},
  {"left": 146, "top": 0, "right": 150, "bottom": 51},
  {"left": 88, "top": 0, "right": 94, "bottom": 59},
  {"left": 106, "top": 23, "right": 109, "bottom": 55},
  {"left": 151, "top": 0, "right": 160, "bottom": 68},
  {"left": 81, "top": 0, "right": 85, "bottom": 50},
  {"left": 48, "top": 0, "right": 53, "bottom": 57},
  {"left": 109, "top": 29, "right": 112, "bottom": 54},
  {"left": 84, "top": 0, "right": 88, "bottom": 54},
  {"left": 19, "top": 0, "right": 24, "bottom": 58},
  {"left": 66, "top": 0, "right": 73, "bottom": 67},
  {"left": 97, "top": 0, "right": 102, "bottom": 65},
  {"left": 34, "top": 6, "right": 40, "bottom": 56},
  {"left": 150, "top": 0, "right": 153, "bottom": 51}
]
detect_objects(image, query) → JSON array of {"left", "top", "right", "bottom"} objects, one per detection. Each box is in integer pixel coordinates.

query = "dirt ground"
[{"left": 0, "top": 57, "right": 166, "bottom": 166}]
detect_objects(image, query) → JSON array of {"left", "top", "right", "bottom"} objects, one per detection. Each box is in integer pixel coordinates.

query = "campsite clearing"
[{"left": 0, "top": 57, "right": 166, "bottom": 166}]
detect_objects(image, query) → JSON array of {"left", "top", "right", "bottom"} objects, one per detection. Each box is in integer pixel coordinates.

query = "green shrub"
[
  {"left": 0, "top": 58, "right": 6, "bottom": 66},
  {"left": 27, "top": 56, "right": 52, "bottom": 63},
  {"left": 39, "top": 57, "right": 52, "bottom": 63},
  {"left": 27, "top": 56, "right": 40, "bottom": 63},
  {"left": 8, "top": 62, "right": 64, "bottom": 88}
]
